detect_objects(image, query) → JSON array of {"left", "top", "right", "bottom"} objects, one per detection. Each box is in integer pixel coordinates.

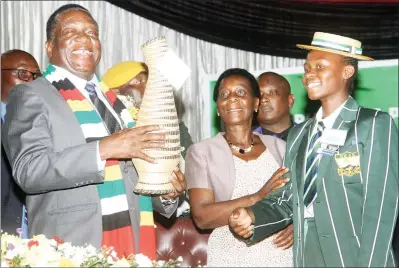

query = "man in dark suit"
[{"left": 1, "top": 49, "right": 42, "bottom": 236}]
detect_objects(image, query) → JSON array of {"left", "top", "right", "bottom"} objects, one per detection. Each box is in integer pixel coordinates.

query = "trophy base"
[
  {"left": 133, "top": 171, "right": 175, "bottom": 195},
  {"left": 133, "top": 187, "right": 174, "bottom": 195}
]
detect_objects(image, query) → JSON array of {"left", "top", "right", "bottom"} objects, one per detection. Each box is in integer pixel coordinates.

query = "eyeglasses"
[{"left": 1, "top": 68, "right": 42, "bottom": 82}]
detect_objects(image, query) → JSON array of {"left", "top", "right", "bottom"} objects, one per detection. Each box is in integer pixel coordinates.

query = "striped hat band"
[
  {"left": 311, "top": 38, "right": 363, "bottom": 55},
  {"left": 296, "top": 32, "right": 373, "bottom": 61}
]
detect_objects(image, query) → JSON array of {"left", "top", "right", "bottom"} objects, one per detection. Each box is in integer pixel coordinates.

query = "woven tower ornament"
[{"left": 133, "top": 36, "right": 185, "bottom": 195}]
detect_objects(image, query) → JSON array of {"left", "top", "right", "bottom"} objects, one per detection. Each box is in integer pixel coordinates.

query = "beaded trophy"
[{"left": 132, "top": 36, "right": 182, "bottom": 194}]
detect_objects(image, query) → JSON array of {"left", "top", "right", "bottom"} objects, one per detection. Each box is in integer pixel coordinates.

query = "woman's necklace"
[{"left": 226, "top": 135, "right": 254, "bottom": 154}]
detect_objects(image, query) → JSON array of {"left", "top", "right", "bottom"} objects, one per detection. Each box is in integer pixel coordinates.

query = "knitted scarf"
[{"left": 43, "top": 64, "right": 156, "bottom": 259}]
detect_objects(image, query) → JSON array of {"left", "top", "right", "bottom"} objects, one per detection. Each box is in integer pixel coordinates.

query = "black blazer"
[{"left": 1, "top": 142, "right": 25, "bottom": 234}]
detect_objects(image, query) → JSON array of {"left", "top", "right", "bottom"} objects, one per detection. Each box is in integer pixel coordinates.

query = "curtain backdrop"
[
  {"left": 1, "top": 1, "right": 306, "bottom": 141},
  {"left": 107, "top": 0, "right": 399, "bottom": 59}
]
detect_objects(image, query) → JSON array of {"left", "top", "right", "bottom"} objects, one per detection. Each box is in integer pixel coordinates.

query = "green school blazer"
[{"left": 248, "top": 96, "right": 398, "bottom": 267}]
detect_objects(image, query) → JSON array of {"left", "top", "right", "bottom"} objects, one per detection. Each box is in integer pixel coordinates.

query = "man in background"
[
  {"left": 1, "top": 49, "right": 41, "bottom": 237},
  {"left": 252, "top": 71, "right": 296, "bottom": 246},
  {"left": 253, "top": 72, "right": 295, "bottom": 141},
  {"left": 102, "top": 61, "right": 194, "bottom": 159}
]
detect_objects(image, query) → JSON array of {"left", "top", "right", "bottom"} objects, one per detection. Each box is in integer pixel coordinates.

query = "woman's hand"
[
  {"left": 253, "top": 167, "right": 290, "bottom": 202},
  {"left": 161, "top": 167, "right": 186, "bottom": 200}
]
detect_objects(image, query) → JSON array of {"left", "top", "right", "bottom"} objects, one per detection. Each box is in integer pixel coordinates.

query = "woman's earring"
[{"left": 217, "top": 111, "right": 220, "bottom": 116}]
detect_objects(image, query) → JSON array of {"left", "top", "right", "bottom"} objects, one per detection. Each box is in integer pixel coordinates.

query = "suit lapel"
[
  {"left": 315, "top": 97, "right": 360, "bottom": 185},
  {"left": 337, "top": 97, "right": 360, "bottom": 146}
]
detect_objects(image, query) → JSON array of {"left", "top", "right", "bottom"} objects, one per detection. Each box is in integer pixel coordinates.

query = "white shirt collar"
[
  {"left": 52, "top": 65, "right": 122, "bottom": 128},
  {"left": 315, "top": 97, "right": 349, "bottom": 129},
  {"left": 53, "top": 65, "right": 99, "bottom": 92}
]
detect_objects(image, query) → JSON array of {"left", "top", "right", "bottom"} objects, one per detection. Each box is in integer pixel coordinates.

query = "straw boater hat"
[{"left": 296, "top": 32, "right": 374, "bottom": 61}]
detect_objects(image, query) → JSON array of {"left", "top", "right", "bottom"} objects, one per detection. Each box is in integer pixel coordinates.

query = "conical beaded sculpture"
[{"left": 133, "top": 36, "right": 181, "bottom": 195}]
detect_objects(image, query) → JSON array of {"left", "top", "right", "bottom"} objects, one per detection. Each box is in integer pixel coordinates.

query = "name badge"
[
  {"left": 320, "top": 129, "right": 348, "bottom": 146},
  {"left": 317, "top": 145, "right": 339, "bottom": 156}
]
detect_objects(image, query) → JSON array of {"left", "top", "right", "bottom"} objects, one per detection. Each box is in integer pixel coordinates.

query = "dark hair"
[
  {"left": 46, "top": 4, "right": 97, "bottom": 41},
  {"left": 213, "top": 68, "right": 260, "bottom": 102},
  {"left": 343, "top": 56, "right": 358, "bottom": 94}
]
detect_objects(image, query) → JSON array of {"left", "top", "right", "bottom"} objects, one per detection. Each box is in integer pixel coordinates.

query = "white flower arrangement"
[
  {"left": 1, "top": 232, "right": 182, "bottom": 267},
  {"left": 117, "top": 95, "right": 140, "bottom": 122}
]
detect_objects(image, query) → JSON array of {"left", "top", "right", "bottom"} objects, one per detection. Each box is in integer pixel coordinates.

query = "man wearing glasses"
[{"left": 1, "top": 49, "right": 41, "bottom": 237}]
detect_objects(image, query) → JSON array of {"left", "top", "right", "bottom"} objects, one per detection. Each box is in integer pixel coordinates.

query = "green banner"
[{"left": 209, "top": 60, "right": 398, "bottom": 137}]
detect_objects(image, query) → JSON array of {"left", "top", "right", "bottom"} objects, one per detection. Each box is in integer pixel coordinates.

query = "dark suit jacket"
[{"left": 1, "top": 142, "right": 25, "bottom": 234}]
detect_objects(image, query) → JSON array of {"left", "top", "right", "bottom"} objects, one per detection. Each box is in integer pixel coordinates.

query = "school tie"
[
  {"left": 84, "top": 82, "right": 120, "bottom": 134},
  {"left": 303, "top": 121, "right": 325, "bottom": 207}
]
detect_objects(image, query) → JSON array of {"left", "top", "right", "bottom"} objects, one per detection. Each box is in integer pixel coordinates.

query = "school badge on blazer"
[{"left": 334, "top": 151, "right": 360, "bottom": 176}]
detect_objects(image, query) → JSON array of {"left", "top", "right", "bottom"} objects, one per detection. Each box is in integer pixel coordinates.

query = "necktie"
[
  {"left": 84, "top": 82, "right": 120, "bottom": 134},
  {"left": 303, "top": 121, "right": 325, "bottom": 207}
]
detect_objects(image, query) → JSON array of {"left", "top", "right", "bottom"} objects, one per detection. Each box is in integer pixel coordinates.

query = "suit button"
[{"left": 16, "top": 217, "right": 21, "bottom": 224}]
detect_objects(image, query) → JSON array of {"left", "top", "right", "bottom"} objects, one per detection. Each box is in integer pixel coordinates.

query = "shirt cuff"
[{"left": 97, "top": 141, "right": 106, "bottom": 171}]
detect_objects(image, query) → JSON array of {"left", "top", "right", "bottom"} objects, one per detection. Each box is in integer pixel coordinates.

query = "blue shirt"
[{"left": 1, "top": 101, "right": 6, "bottom": 122}]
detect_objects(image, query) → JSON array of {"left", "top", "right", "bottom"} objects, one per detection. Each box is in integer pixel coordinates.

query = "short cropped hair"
[
  {"left": 213, "top": 68, "right": 260, "bottom": 102},
  {"left": 46, "top": 4, "right": 97, "bottom": 41}
]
